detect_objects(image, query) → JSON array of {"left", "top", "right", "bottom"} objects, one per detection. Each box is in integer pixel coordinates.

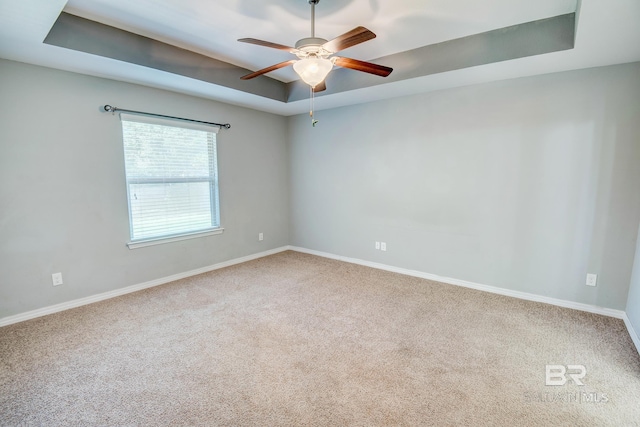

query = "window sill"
[{"left": 127, "top": 228, "right": 224, "bottom": 249}]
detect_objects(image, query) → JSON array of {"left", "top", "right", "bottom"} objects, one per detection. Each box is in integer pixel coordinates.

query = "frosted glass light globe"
[{"left": 293, "top": 58, "right": 333, "bottom": 88}]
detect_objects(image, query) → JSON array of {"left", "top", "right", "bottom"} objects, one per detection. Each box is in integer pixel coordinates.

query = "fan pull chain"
[{"left": 310, "top": 86, "right": 318, "bottom": 127}]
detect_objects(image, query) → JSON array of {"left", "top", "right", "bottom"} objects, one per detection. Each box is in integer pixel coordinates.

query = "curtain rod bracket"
[{"left": 102, "top": 105, "right": 231, "bottom": 129}]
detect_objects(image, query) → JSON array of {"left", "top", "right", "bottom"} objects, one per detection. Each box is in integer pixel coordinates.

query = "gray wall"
[
  {"left": 627, "top": 223, "right": 640, "bottom": 337},
  {"left": 288, "top": 62, "right": 640, "bottom": 310},
  {"left": 2, "top": 58, "right": 639, "bottom": 319},
  {"left": 0, "top": 59, "right": 289, "bottom": 318}
]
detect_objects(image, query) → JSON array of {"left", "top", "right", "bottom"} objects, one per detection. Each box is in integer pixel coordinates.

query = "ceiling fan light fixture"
[{"left": 293, "top": 57, "right": 333, "bottom": 88}]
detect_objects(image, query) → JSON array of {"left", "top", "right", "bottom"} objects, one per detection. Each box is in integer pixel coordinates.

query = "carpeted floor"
[{"left": 1, "top": 251, "right": 640, "bottom": 426}]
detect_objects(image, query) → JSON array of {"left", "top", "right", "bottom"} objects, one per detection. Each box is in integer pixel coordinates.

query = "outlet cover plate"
[{"left": 52, "top": 272, "right": 63, "bottom": 286}]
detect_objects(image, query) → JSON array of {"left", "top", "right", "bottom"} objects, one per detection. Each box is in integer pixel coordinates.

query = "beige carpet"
[{"left": 1, "top": 251, "right": 639, "bottom": 426}]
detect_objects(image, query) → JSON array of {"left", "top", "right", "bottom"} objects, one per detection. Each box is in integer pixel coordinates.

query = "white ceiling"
[{"left": 1, "top": 0, "right": 639, "bottom": 116}]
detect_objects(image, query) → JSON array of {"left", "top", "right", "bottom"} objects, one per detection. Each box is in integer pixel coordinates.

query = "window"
[{"left": 120, "top": 113, "right": 222, "bottom": 248}]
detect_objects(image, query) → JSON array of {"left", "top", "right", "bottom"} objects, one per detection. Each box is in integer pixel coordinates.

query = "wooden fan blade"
[
  {"left": 313, "top": 81, "right": 327, "bottom": 93},
  {"left": 333, "top": 57, "right": 393, "bottom": 77},
  {"left": 322, "top": 26, "right": 376, "bottom": 53},
  {"left": 241, "top": 60, "right": 297, "bottom": 80},
  {"left": 238, "top": 38, "right": 298, "bottom": 53}
]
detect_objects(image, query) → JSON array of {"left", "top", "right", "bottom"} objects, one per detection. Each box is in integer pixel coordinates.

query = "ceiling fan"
[{"left": 238, "top": 0, "right": 393, "bottom": 92}]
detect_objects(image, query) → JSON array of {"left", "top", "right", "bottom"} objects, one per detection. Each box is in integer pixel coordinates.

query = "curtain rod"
[{"left": 103, "top": 105, "right": 231, "bottom": 129}]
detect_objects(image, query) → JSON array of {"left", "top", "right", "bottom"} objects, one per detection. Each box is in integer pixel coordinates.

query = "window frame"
[{"left": 119, "top": 113, "right": 224, "bottom": 249}]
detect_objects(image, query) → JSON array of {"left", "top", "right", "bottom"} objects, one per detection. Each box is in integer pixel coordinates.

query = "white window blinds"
[{"left": 120, "top": 113, "right": 220, "bottom": 243}]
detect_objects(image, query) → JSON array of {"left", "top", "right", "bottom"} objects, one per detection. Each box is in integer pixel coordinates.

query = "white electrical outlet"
[
  {"left": 381, "top": 242, "right": 387, "bottom": 251},
  {"left": 375, "top": 241, "right": 380, "bottom": 250},
  {"left": 259, "top": 232, "right": 264, "bottom": 241},
  {"left": 586, "top": 273, "right": 597, "bottom": 287},
  {"left": 52, "top": 272, "right": 63, "bottom": 286}
]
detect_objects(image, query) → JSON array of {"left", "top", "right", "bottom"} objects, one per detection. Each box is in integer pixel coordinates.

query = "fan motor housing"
[{"left": 295, "top": 37, "right": 328, "bottom": 50}]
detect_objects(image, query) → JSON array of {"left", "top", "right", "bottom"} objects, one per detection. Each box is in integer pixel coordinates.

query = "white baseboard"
[
  {"left": 289, "top": 246, "right": 626, "bottom": 320},
  {"left": 622, "top": 314, "right": 640, "bottom": 356},
  {"left": 0, "top": 246, "right": 289, "bottom": 327}
]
